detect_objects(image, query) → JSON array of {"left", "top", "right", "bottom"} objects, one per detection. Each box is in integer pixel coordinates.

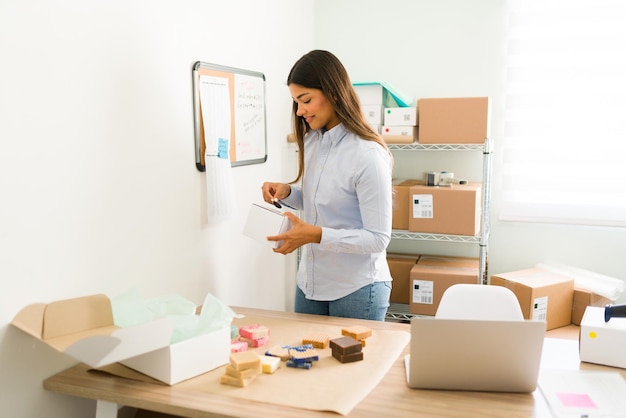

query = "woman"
[{"left": 261, "top": 50, "right": 393, "bottom": 321}]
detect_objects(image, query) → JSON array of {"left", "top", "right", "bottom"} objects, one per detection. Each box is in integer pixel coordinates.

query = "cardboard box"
[
  {"left": 418, "top": 97, "right": 490, "bottom": 144},
  {"left": 11, "top": 294, "right": 173, "bottom": 368},
  {"left": 243, "top": 203, "right": 292, "bottom": 249},
  {"left": 571, "top": 288, "right": 613, "bottom": 325},
  {"left": 409, "top": 262, "right": 479, "bottom": 316},
  {"left": 12, "top": 294, "right": 232, "bottom": 385},
  {"left": 383, "top": 107, "right": 418, "bottom": 126},
  {"left": 382, "top": 126, "right": 417, "bottom": 144},
  {"left": 418, "top": 254, "right": 479, "bottom": 269},
  {"left": 580, "top": 306, "right": 626, "bottom": 369},
  {"left": 408, "top": 183, "right": 482, "bottom": 236},
  {"left": 387, "top": 253, "right": 420, "bottom": 304},
  {"left": 392, "top": 179, "right": 424, "bottom": 230},
  {"left": 362, "top": 104, "right": 383, "bottom": 125},
  {"left": 490, "top": 268, "right": 574, "bottom": 330}
]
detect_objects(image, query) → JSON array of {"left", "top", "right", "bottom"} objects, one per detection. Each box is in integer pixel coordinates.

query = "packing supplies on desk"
[
  {"left": 490, "top": 268, "right": 574, "bottom": 330},
  {"left": 580, "top": 306, "right": 626, "bottom": 369}
]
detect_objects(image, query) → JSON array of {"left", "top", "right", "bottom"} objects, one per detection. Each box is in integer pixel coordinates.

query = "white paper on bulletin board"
[
  {"left": 233, "top": 73, "right": 266, "bottom": 163},
  {"left": 193, "top": 61, "right": 267, "bottom": 170}
]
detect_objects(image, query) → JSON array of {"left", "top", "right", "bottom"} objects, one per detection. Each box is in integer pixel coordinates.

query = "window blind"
[{"left": 501, "top": 0, "right": 626, "bottom": 226}]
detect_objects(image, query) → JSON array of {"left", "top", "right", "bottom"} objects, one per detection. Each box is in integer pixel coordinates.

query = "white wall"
[
  {"left": 315, "top": 0, "right": 626, "bottom": 301},
  {"left": 0, "top": 1, "right": 309, "bottom": 416},
  {"left": 2, "top": 1, "right": 625, "bottom": 417}
]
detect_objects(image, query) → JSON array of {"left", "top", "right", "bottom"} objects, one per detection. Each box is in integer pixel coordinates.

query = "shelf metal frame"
[{"left": 386, "top": 138, "right": 494, "bottom": 321}]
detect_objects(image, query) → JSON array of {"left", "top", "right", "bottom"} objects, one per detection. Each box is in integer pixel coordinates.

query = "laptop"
[{"left": 405, "top": 316, "right": 546, "bottom": 392}]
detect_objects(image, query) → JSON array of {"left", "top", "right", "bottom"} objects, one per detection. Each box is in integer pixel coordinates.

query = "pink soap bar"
[
  {"left": 240, "top": 335, "right": 270, "bottom": 348},
  {"left": 231, "top": 341, "right": 248, "bottom": 353},
  {"left": 239, "top": 324, "right": 270, "bottom": 340}
]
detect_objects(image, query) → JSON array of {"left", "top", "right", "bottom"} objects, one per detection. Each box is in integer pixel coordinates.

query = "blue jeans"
[{"left": 294, "top": 282, "right": 392, "bottom": 321}]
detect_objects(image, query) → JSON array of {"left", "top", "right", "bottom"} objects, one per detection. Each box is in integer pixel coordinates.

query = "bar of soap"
[
  {"left": 302, "top": 334, "right": 330, "bottom": 349},
  {"left": 332, "top": 350, "right": 364, "bottom": 363},
  {"left": 219, "top": 373, "right": 255, "bottom": 387},
  {"left": 239, "top": 335, "right": 270, "bottom": 348},
  {"left": 265, "top": 345, "right": 291, "bottom": 361},
  {"left": 229, "top": 351, "right": 261, "bottom": 371},
  {"left": 289, "top": 346, "right": 319, "bottom": 364},
  {"left": 225, "top": 364, "right": 260, "bottom": 379},
  {"left": 239, "top": 324, "right": 270, "bottom": 340},
  {"left": 230, "top": 341, "right": 248, "bottom": 353},
  {"left": 341, "top": 325, "right": 372, "bottom": 340},
  {"left": 330, "top": 336, "right": 363, "bottom": 355},
  {"left": 260, "top": 355, "right": 281, "bottom": 374}
]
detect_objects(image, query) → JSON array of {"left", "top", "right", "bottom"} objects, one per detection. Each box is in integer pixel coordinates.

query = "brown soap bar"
[
  {"left": 330, "top": 336, "right": 362, "bottom": 355},
  {"left": 332, "top": 350, "right": 364, "bottom": 363}
]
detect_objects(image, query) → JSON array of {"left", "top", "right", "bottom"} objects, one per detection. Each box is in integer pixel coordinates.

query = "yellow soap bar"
[
  {"left": 229, "top": 351, "right": 261, "bottom": 371},
  {"left": 341, "top": 325, "right": 372, "bottom": 340},
  {"left": 225, "top": 364, "right": 260, "bottom": 380},
  {"left": 219, "top": 373, "right": 255, "bottom": 387},
  {"left": 260, "top": 355, "right": 281, "bottom": 374}
]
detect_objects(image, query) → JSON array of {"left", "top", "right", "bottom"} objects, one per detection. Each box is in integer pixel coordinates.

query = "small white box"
[
  {"left": 580, "top": 306, "right": 626, "bottom": 369},
  {"left": 354, "top": 84, "right": 384, "bottom": 105},
  {"left": 121, "top": 325, "right": 231, "bottom": 385},
  {"left": 384, "top": 107, "right": 418, "bottom": 126},
  {"left": 243, "top": 203, "right": 292, "bottom": 249},
  {"left": 381, "top": 126, "right": 417, "bottom": 144},
  {"left": 362, "top": 104, "right": 383, "bottom": 125}
]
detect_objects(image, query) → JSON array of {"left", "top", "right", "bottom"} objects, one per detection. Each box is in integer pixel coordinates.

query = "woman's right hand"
[{"left": 261, "top": 182, "right": 291, "bottom": 204}]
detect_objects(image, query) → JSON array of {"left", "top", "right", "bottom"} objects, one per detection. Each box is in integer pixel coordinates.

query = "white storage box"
[
  {"left": 580, "top": 306, "right": 626, "bottom": 369},
  {"left": 384, "top": 107, "right": 418, "bottom": 126}
]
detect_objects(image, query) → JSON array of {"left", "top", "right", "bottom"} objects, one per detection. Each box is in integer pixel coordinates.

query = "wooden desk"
[{"left": 44, "top": 307, "right": 625, "bottom": 418}]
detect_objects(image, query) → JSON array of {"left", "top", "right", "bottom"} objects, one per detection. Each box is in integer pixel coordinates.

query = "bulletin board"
[{"left": 192, "top": 61, "right": 267, "bottom": 171}]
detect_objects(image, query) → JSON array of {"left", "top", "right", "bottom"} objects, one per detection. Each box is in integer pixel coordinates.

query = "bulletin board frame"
[{"left": 192, "top": 61, "right": 267, "bottom": 171}]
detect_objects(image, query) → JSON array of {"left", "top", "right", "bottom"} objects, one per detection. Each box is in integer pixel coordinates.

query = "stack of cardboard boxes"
[{"left": 386, "top": 256, "right": 614, "bottom": 332}]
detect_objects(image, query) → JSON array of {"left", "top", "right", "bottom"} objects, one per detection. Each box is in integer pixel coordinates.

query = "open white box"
[
  {"left": 12, "top": 293, "right": 231, "bottom": 385},
  {"left": 243, "top": 203, "right": 292, "bottom": 249},
  {"left": 580, "top": 306, "right": 626, "bottom": 369}
]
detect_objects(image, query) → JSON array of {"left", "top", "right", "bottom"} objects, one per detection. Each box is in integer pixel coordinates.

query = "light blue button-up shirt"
[{"left": 282, "top": 123, "right": 393, "bottom": 301}]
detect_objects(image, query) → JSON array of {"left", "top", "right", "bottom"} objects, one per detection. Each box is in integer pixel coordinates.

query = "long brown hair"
[{"left": 287, "top": 50, "right": 392, "bottom": 183}]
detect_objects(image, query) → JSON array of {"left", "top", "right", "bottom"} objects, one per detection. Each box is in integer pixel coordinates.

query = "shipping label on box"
[
  {"left": 412, "top": 194, "right": 434, "bottom": 219},
  {"left": 384, "top": 107, "right": 418, "bottom": 126},
  {"left": 412, "top": 280, "right": 434, "bottom": 305},
  {"left": 580, "top": 306, "right": 626, "bottom": 369},
  {"left": 243, "top": 203, "right": 292, "bottom": 249}
]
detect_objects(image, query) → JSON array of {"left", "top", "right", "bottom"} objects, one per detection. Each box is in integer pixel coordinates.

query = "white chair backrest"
[{"left": 436, "top": 284, "right": 524, "bottom": 321}]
